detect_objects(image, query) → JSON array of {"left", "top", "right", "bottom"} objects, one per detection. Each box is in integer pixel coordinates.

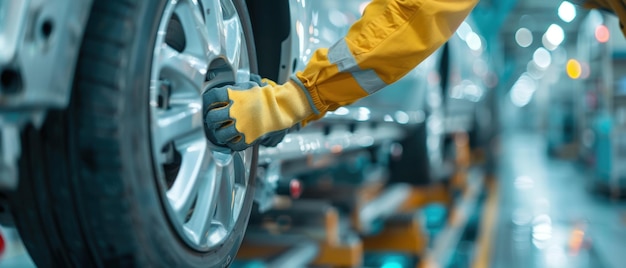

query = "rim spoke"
[
  {"left": 200, "top": 0, "right": 226, "bottom": 50},
  {"left": 166, "top": 136, "right": 208, "bottom": 221},
  {"left": 222, "top": 17, "right": 242, "bottom": 70},
  {"left": 154, "top": 104, "right": 203, "bottom": 148},
  {"left": 177, "top": 0, "right": 221, "bottom": 62},
  {"left": 237, "top": 150, "right": 252, "bottom": 186},
  {"left": 215, "top": 162, "right": 235, "bottom": 228},
  {"left": 219, "top": 0, "right": 249, "bottom": 82},
  {"left": 232, "top": 153, "right": 248, "bottom": 218},
  {"left": 158, "top": 45, "right": 208, "bottom": 91},
  {"left": 185, "top": 151, "right": 232, "bottom": 244}
]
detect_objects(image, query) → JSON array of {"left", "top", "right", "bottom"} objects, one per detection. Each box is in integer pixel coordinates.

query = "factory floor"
[
  {"left": 1, "top": 133, "right": 625, "bottom": 268},
  {"left": 489, "top": 131, "right": 626, "bottom": 268}
]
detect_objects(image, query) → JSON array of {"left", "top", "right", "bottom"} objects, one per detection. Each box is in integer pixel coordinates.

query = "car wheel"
[{"left": 10, "top": 0, "right": 257, "bottom": 266}]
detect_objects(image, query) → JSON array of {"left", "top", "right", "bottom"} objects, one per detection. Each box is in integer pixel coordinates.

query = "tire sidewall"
[{"left": 96, "top": 0, "right": 256, "bottom": 266}]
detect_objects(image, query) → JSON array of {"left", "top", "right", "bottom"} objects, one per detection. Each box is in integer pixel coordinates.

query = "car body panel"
[
  {"left": 0, "top": 0, "right": 93, "bottom": 114},
  {"left": 0, "top": 0, "right": 93, "bottom": 191}
]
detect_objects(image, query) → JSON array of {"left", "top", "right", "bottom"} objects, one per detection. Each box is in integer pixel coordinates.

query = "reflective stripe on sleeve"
[
  {"left": 327, "top": 39, "right": 388, "bottom": 94},
  {"left": 290, "top": 75, "right": 321, "bottom": 114}
]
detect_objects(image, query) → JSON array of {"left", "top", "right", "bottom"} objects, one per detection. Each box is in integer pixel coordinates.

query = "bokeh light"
[
  {"left": 580, "top": 61, "right": 590, "bottom": 79},
  {"left": 359, "top": 1, "right": 369, "bottom": 15},
  {"left": 466, "top": 32, "right": 482, "bottom": 51},
  {"left": 595, "top": 25, "right": 610, "bottom": 43},
  {"left": 545, "top": 24, "right": 565, "bottom": 48},
  {"left": 515, "top": 28, "right": 533, "bottom": 48},
  {"left": 527, "top": 61, "right": 545, "bottom": 79},
  {"left": 558, "top": 1, "right": 577, "bottom": 23},
  {"left": 566, "top": 59, "right": 582, "bottom": 79},
  {"left": 510, "top": 73, "right": 537, "bottom": 107},
  {"left": 533, "top": 48, "right": 552, "bottom": 69},
  {"left": 456, "top": 21, "right": 473, "bottom": 41}
]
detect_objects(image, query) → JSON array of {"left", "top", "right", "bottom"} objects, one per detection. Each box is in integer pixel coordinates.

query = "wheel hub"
[{"left": 148, "top": 0, "right": 253, "bottom": 252}]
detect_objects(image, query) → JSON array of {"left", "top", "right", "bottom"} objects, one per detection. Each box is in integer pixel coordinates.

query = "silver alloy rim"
[{"left": 149, "top": 0, "right": 252, "bottom": 251}]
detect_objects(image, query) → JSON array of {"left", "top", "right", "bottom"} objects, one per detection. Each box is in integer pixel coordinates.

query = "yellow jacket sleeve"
[{"left": 293, "top": 0, "right": 479, "bottom": 124}]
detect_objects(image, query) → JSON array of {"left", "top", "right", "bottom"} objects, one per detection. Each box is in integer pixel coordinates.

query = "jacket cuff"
[{"left": 290, "top": 74, "right": 325, "bottom": 115}]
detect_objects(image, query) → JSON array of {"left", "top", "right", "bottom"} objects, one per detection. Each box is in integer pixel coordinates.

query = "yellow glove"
[{"left": 203, "top": 75, "right": 317, "bottom": 151}]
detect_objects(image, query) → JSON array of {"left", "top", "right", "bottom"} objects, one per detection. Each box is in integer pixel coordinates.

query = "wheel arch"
[{"left": 245, "top": 0, "right": 292, "bottom": 82}]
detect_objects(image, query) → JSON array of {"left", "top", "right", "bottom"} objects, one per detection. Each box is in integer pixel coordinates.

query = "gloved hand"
[{"left": 203, "top": 75, "right": 316, "bottom": 151}]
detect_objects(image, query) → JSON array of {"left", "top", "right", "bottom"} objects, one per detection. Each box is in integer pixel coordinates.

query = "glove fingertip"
[
  {"left": 228, "top": 135, "right": 252, "bottom": 151},
  {"left": 207, "top": 101, "right": 230, "bottom": 110},
  {"left": 230, "top": 134, "right": 243, "bottom": 144},
  {"left": 205, "top": 105, "right": 232, "bottom": 125},
  {"left": 213, "top": 123, "right": 241, "bottom": 144}
]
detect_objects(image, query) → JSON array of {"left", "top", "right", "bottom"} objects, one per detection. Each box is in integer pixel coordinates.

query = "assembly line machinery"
[{"left": 233, "top": 127, "right": 493, "bottom": 267}]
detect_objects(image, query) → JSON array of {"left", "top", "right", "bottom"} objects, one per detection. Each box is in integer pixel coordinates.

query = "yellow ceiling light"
[{"left": 566, "top": 59, "right": 582, "bottom": 79}]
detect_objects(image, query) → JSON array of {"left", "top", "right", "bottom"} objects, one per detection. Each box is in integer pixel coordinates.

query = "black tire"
[{"left": 10, "top": 0, "right": 257, "bottom": 267}]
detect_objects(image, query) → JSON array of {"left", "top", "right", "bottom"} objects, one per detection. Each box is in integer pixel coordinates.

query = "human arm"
[{"left": 204, "top": 0, "right": 479, "bottom": 150}]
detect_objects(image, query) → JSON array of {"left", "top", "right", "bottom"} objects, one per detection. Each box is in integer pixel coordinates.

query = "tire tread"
[
  {"left": 72, "top": 0, "right": 141, "bottom": 264},
  {"left": 13, "top": 0, "right": 257, "bottom": 267}
]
